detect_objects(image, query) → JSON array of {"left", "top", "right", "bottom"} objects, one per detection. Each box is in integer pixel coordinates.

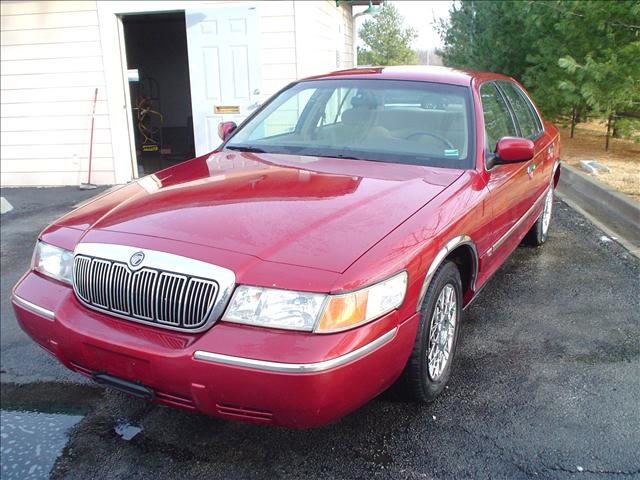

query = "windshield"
[{"left": 226, "top": 79, "right": 475, "bottom": 169}]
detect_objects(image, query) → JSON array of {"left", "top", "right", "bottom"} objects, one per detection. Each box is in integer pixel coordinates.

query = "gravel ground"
[{"left": 1, "top": 187, "right": 639, "bottom": 480}]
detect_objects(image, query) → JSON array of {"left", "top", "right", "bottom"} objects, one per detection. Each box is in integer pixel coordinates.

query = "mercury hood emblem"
[{"left": 129, "top": 251, "right": 145, "bottom": 267}]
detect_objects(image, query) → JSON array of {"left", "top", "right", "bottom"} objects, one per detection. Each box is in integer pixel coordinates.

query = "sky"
[{"left": 354, "top": 1, "right": 453, "bottom": 51}]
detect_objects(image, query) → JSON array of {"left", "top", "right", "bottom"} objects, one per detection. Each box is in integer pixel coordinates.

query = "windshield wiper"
[
  {"left": 326, "top": 153, "right": 380, "bottom": 162},
  {"left": 332, "top": 154, "right": 361, "bottom": 160},
  {"left": 226, "top": 145, "right": 267, "bottom": 153}
]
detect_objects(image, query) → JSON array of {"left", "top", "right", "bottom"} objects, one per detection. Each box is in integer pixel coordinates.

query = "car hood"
[{"left": 56, "top": 150, "right": 462, "bottom": 273}]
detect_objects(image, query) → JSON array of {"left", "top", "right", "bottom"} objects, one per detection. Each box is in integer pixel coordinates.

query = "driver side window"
[
  {"left": 498, "top": 81, "right": 542, "bottom": 139},
  {"left": 480, "top": 83, "right": 517, "bottom": 152}
]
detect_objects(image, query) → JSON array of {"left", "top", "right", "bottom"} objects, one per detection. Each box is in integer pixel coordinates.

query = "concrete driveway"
[{"left": 1, "top": 187, "right": 639, "bottom": 479}]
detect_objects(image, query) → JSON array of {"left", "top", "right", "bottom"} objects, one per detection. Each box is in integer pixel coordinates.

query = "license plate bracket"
[{"left": 92, "top": 372, "right": 155, "bottom": 401}]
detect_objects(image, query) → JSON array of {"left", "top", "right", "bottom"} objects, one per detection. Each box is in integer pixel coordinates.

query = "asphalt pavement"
[{"left": 1, "top": 186, "right": 639, "bottom": 480}]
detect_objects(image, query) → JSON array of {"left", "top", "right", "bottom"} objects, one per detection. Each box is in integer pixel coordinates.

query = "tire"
[
  {"left": 403, "top": 261, "right": 462, "bottom": 403},
  {"left": 524, "top": 185, "right": 554, "bottom": 246}
]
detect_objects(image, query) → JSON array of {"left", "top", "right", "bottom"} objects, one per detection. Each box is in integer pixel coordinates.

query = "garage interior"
[{"left": 122, "top": 12, "right": 195, "bottom": 176}]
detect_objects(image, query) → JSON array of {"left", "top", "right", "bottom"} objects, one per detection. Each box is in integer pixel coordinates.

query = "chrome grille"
[
  {"left": 73, "top": 255, "right": 219, "bottom": 330},
  {"left": 183, "top": 278, "right": 218, "bottom": 327},
  {"left": 156, "top": 272, "right": 186, "bottom": 325},
  {"left": 109, "top": 263, "right": 131, "bottom": 314}
]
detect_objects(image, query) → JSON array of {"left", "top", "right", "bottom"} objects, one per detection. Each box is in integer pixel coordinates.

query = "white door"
[{"left": 186, "top": 7, "right": 261, "bottom": 155}]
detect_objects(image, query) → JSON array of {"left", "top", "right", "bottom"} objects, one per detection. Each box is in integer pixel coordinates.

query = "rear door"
[{"left": 186, "top": 6, "right": 261, "bottom": 155}]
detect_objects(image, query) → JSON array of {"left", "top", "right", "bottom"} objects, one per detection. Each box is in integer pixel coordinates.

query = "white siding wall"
[
  {"left": 294, "top": 0, "right": 353, "bottom": 79},
  {"left": 341, "top": 2, "right": 355, "bottom": 70},
  {"left": 0, "top": 0, "right": 353, "bottom": 186},
  {"left": 1, "top": 1, "right": 116, "bottom": 186},
  {"left": 255, "top": 1, "right": 297, "bottom": 97}
]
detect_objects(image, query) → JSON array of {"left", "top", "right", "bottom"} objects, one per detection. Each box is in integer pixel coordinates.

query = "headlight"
[
  {"left": 32, "top": 241, "right": 73, "bottom": 284},
  {"left": 222, "top": 271, "right": 407, "bottom": 333},
  {"left": 223, "top": 286, "right": 326, "bottom": 331},
  {"left": 315, "top": 271, "right": 407, "bottom": 333}
]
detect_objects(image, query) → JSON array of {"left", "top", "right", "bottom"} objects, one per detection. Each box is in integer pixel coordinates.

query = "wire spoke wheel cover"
[
  {"left": 427, "top": 283, "right": 457, "bottom": 381},
  {"left": 542, "top": 188, "right": 553, "bottom": 235}
]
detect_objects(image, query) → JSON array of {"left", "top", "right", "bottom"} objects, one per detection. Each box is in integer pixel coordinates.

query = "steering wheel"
[{"left": 405, "top": 131, "right": 455, "bottom": 149}]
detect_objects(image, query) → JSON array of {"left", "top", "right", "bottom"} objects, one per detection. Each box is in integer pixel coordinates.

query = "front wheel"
[
  {"left": 403, "top": 261, "right": 462, "bottom": 403},
  {"left": 524, "top": 186, "right": 554, "bottom": 246}
]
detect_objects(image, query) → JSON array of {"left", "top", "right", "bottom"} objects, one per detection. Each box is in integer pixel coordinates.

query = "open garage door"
[
  {"left": 122, "top": 12, "right": 196, "bottom": 176},
  {"left": 186, "top": 6, "right": 261, "bottom": 156}
]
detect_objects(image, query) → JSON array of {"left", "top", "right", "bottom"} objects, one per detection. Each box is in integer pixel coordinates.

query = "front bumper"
[{"left": 12, "top": 272, "right": 419, "bottom": 428}]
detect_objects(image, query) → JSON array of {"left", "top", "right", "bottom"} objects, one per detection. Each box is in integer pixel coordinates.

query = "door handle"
[
  {"left": 546, "top": 144, "right": 555, "bottom": 160},
  {"left": 527, "top": 163, "right": 537, "bottom": 178}
]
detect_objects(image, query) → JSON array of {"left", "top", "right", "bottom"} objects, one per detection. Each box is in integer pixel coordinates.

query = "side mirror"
[
  {"left": 218, "top": 121, "right": 237, "bottom": 141},
  {"left": 492, "top": 137, "right": 535, "bottom": 167}
]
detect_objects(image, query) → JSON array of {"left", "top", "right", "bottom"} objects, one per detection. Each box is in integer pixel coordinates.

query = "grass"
[{"left": 558, "top": 120, "right": 640, "bottom": 201}]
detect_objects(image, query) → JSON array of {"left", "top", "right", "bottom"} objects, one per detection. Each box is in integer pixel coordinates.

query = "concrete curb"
[{"left": 557, "top": 164, "right": 640, "bottom": 257}]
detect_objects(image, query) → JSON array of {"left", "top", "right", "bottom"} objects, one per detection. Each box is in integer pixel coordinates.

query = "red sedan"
[{"left": 12, "top": 66, "right": 560, "bottom": 428}]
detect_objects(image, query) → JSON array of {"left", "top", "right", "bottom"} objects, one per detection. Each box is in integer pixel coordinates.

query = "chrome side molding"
[
  {"left": 487, "top": 187, "right": 549, "bottom": 256},
  {"left": 416, "top": 235, "right": 478, "bottom": 312},
  {"left": 193, "top": 327, "right": 398, "bottom": 373}
]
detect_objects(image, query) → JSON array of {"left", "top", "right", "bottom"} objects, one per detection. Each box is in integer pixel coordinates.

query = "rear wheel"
[
  {"left": 403, "top": 261, "right": 462, "bottom": 402},
  {"left": 524, "top": 186, "right": 554, "bottom": 246}
]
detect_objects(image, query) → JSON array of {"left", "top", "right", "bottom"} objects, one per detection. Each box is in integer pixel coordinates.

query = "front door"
[
  {"left": 186, "top": 6, "right": 261, "bottom": 156},
  {"left": 480, "top": 81, "right": 531, "bottom": 250}
]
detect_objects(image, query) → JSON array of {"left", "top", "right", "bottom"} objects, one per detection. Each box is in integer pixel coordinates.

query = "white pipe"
[{"left": 352, "top": 10, "right": 375, "bottom": 67}]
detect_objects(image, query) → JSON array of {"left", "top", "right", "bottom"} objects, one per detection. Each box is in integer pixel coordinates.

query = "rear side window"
[
  {"left": 499, "top": 81, "right": 542, "bottom": 139},
  {"left": 480, "top": 83, "right": 517, "bottom": 151}
]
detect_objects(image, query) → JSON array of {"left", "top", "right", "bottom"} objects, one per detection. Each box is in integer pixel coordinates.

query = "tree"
[
  {"left": 522, "top": 1, "right": 594, "bottom": 130},
  {"left": 356, "top": 46, "right": 375, "bottom": 66},
  {"left": 437, "top": 1, "right": 577, "bottom": 119},
  {"left": 525, "top": 1, "right": 640, "bottom": 141},
  {"left": 556, "top": 1, "right": 640, "bottom": 148},
  {"left": 437, "top": 1, "right": 579, "bottom": 121},
  {"left": 358, "top": 3, "right": 417, "bottom": 66},
  {"left": 437, "top": 0, "right": 640, "bottom": 148},
  {"left": 437, "top": 1, "right": 535, "bottom": 81}
]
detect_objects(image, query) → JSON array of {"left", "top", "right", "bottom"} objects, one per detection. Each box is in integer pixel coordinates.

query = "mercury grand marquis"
[{"left": 12, "top": 66, "right": 560, "bottom": 428}]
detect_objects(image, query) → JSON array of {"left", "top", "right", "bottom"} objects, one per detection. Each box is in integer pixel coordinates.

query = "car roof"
[{"left": 301, "top": 65, "right": 514, "bottom": 87}]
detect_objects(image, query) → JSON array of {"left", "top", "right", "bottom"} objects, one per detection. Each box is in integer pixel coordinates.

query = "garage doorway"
[{"left": 122, "top": 12, "right": 195, "bottom": 176}]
